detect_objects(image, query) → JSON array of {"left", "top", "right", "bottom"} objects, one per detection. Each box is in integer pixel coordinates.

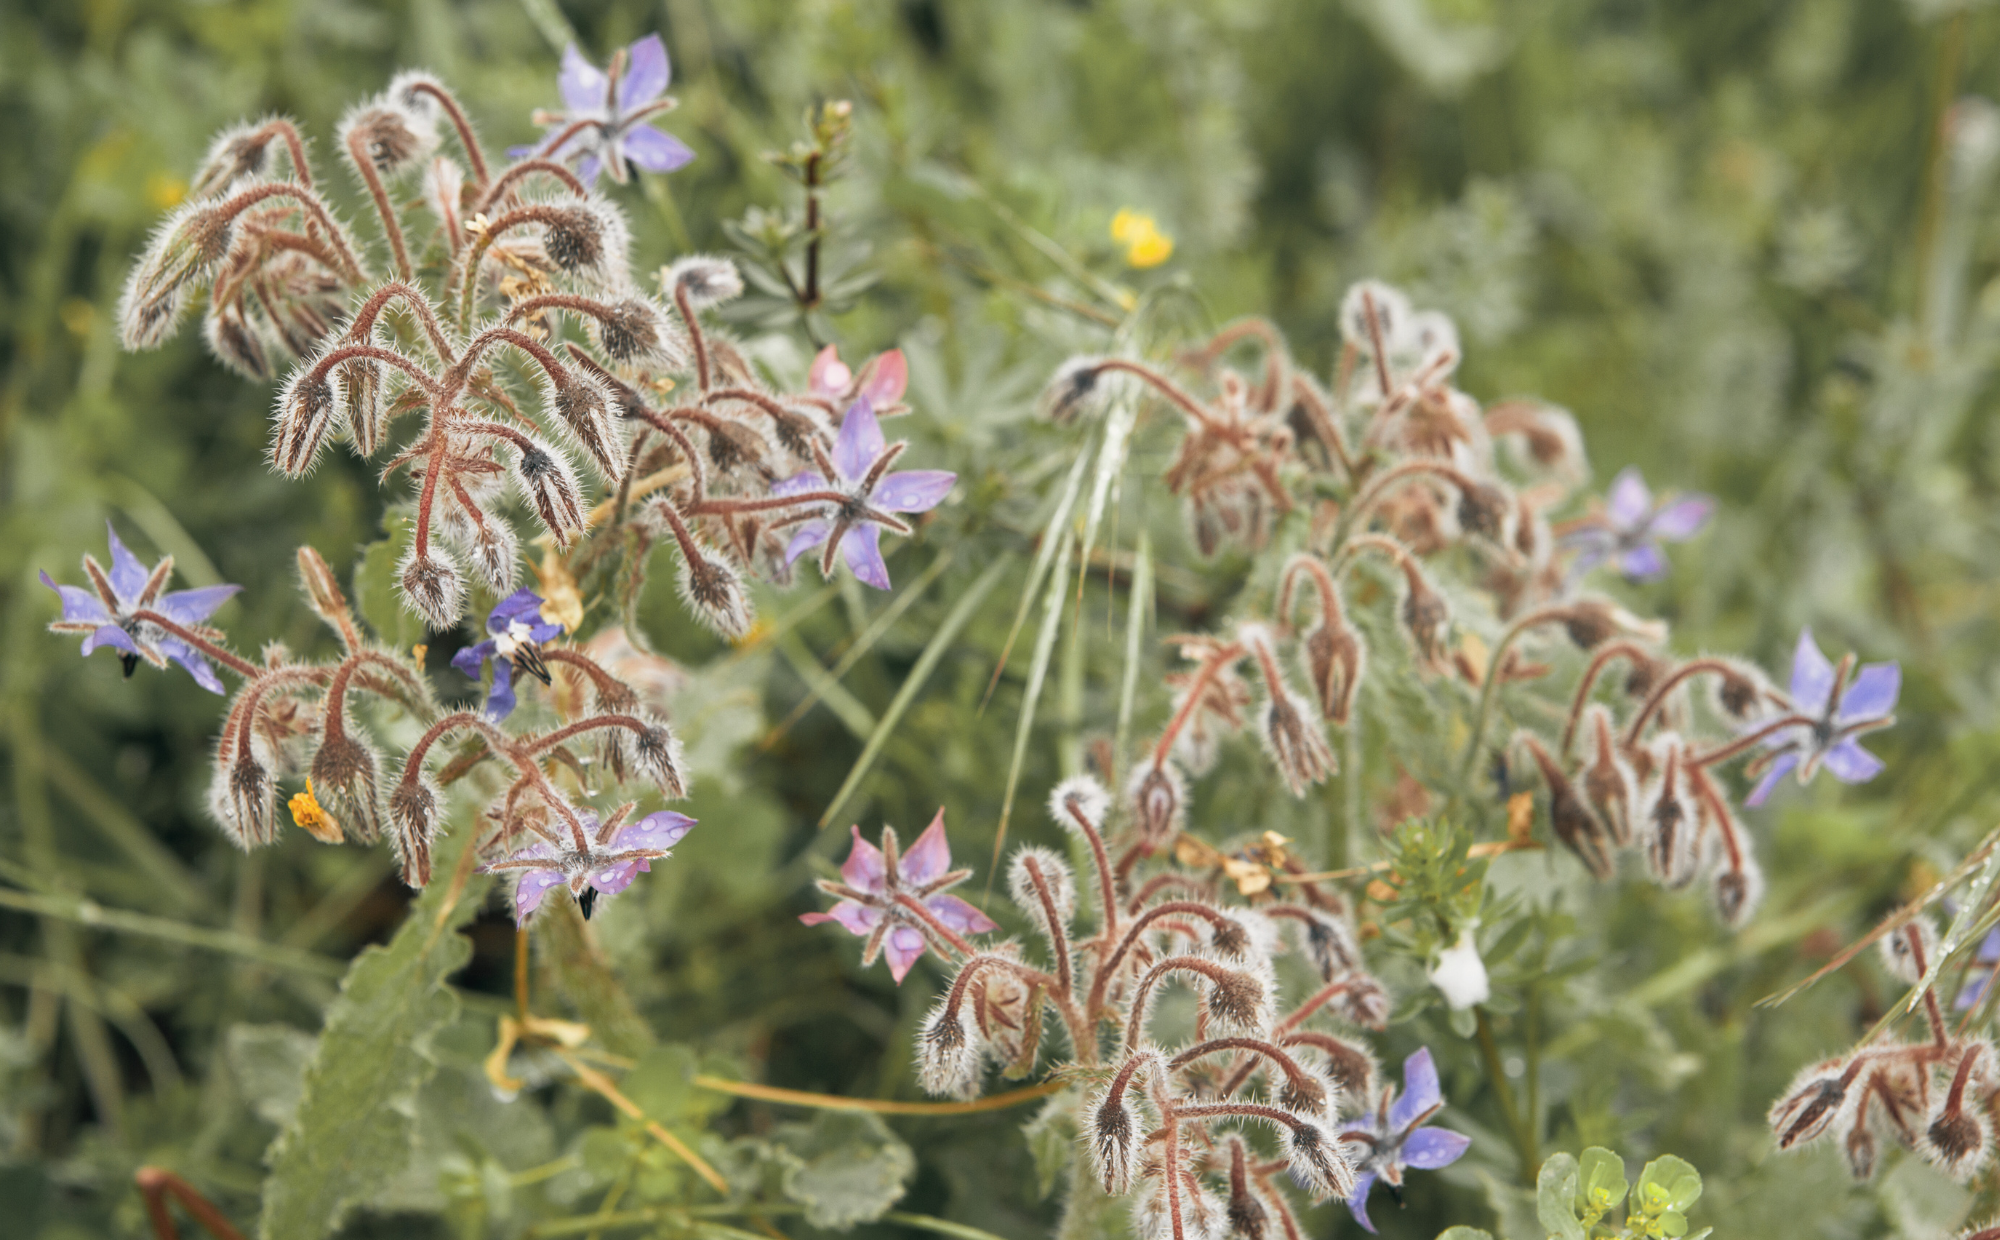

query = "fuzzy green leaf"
[
  {"left": 1535, "top": 1151, "right": 1585, "bottom": 1240},
  {"left": 770, "top": 1110, "right": 914, "bottom": 1230}
]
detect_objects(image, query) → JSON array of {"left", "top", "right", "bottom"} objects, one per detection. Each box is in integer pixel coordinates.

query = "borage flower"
[
  {"left": 777, "top": 397, "right": 954, "bottom": 590},
  {"left": 1745, "top": 628, "right": 1899, "bottom": 806},
  {"left": 452, "top": 588, "right": 566, "bottom": 720},
  {"left": 1339, "top": 1047, "right": 1471, "bottom": 1233},
  {"left": 40, "top": 521, "right": 241, "bottom": 692},
  {"left": 802, "top": 809, "right": 998, "bottom": 983},
  {"left": 484, "top": 807, "right": 695, "bottom": 923},
  {"left": 514, "top": 33, "right": 694, "bottom": 187},
  {"left": 808, "top": 344, "right": 908, "bottom": 412},
  {"left": 1567, "top": 467, "right": 1712, "bottom": 582}
]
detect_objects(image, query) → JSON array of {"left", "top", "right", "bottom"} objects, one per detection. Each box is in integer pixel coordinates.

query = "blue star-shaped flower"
[
  {"left": 1339, "top": 1047, "right": 1471, "bottom": 1233},
  {"left": 41, "top": 521, "right": 240, "bottom": 693},
  {"left": 1745, "top": 628, "right": 1898, "bottom": 806},
  {"left": 776, "top": 397, "right": 955, "bottom": 590},
  {"left": 452, "top": 588, "right": 565, "bottom": 720},
  {"left": 511, "top": 34, "right": 694, "bottom": 187}
]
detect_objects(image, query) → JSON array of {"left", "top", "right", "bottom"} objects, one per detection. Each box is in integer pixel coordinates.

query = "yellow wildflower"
[
  {"left": 1111, "top": 208, "right": 1174, "bottom": 269},
  {"left": 288, "top": 779, "right": 344, "bottom": 844}
]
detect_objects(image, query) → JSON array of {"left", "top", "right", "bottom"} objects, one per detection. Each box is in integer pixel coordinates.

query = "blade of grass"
[
  {"left": 774, "top": 629, "right": 877, "bottom": 740},
  {"left": 819, "top": 555, "right": 1014, "bottom": 828},
  {"left": 765, "top": 547, "right": 955, "bottom": 746},
  {"left": 1904, "top": 832, "right": 2000, "bottom": 1020},
  {"left": 0, "top": 886, "right": 346, "bottom": 977},
  {"left": 991, "top": 527, "right": 1074, "bottom": 878},
  {"left": 981, "top": 447, "right": 1092, "bottom": 712},
  {"left": 41, "top": 747, "right": 209, "bottom": 914},
  {"left": 1113, "top": 530, "right": 1154, "bottom": 764}
]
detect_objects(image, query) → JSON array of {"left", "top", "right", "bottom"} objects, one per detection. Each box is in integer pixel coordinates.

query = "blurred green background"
[{"left": 7, "top": 0, "right": 2000, "bottom": 1236}]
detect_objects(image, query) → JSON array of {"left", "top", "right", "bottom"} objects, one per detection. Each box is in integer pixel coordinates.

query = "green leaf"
[
  {"left": 1535, "top": 1152, "right": 1585, "bottom": 1240},
  {"left": 1576, "top": 1146, "right": 1629, "bottom": 1221},
  {"left": 619, "top": 1045, "right": 732, "bottom": 1129},
  {"left": 1635, "top": 1154, "right": 1702, "bottom": 1214},
  {"left": 769, "top": 1110, "right": 914, "bottom": 1230},
  {"left": 1022, "top": 1090, "right": 1081, "bottom": 1200},
  {"left": 1434, "top": 1229, "right": 1496, "bottom": 1240},
  {"left": 351, "top": 510, "right": 425, "bottom": 652},
  {"left": 224, "top": 1023, "right": 316, "bottom": 1129},
  {"left": 256, "top": 850, "right": 490, "bottom": 1240}
]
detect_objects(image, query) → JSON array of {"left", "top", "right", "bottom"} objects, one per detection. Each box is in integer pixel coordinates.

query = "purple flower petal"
[
  {"left": 883, "top": 925, "right": 927, "bottom": 983},
  {"left": 589, "top": 860, "right": 644, "bottom": 896},
  {"left": 1790, "top": 629, "right": 1836, "bottom": 714},
  {"left": 1648, "top": 494, "right": 1714, "bottom": 541},
  {"left": 81, "top": 624, "right": 138, "bottom": 657},
  {"left": 1745, "top": 751, "right": 1800, "bottom": 808},
  {"left": 840, "top": 825, "right": 887, "bottom": 893},
  {"left": 156, "top": 584, "right": 241, "bottom": 625},
  {"left": 1617, "top": 543, "right": 1667, "bottom": 581},
  {"left": 105, "top": 521, "right": 148, "bottom": 603},
  {"left": 41, "top": 572, "right": 112, "bottom": 625},
  {"left": 800, "top": 899, "right": 879, "bottom": 937},
  {"left": 559, "top": 45, "right": 608, "bottom": 114},
  {"left": 1343, "top": 1172, "right": 1379, "bottom": 1234},
  {"left": 927, "top": 893, "right": 1000, "bottom": 936},
  {"left": 785, "top": 521, "right": 833, "bottom": 566},
  {"left": 576, "top": 155, "right": 601, "bottom": 188},
  {"left": 1979, "top": 926, "right": 2000, "bottom": 964},
  {"left": 490, "top": 588, "right": 546, "bottom": 631},
  {"left": 841, "top": 523, "right": 891, "bottom": 590},
  {"left": 616, "top": 810, "right": 696, "bottom": 852},
  {"left": 1822, "top": 737, "right": 1885, "bottom": 784},
  {"left": 901, "top": 809, "right": 952, "bottom": 884},
  {"left": 833, "top": 398, "right": 884, "bottom": 482},
  {"left": 873, "top": 470, "right": 956, "bottom": 514},
  {"left": 859, "top": 350, "right": 908, "bottom": 407},
  {"left": 1958, "top": 974, "right": 1990, "bottom": 1011},
  {"left": 485, "top": 658, "right": 517, "bottom": 720},
  {"left": 506, "top": 143, "right": 538, "bottom": 160},
  {"left": 1388, "top": 1048, "right": 1442, "bottom": 1134},
  {"left": 1606, "top": 468, "right": 1652, "bottom": 531},
  {"left": 528, "top": 621, "right": 566, "bottom": 643},
  {"left": 452, "top": 639, "right": 496, "bottom": 678},
  {"left": 617, "top": 34, "right": 671, "bottom": 109},
  {"left": 773, "top": 470, "right": 830, "bottom": 498},
  {"left": 163, "top": 642, "right": 225, "bottom": 694},
  {"left": 622, "top": 125, "right": 694, "bottom": 174},
  {"left": 515, "top": 868, "right": 566, "bottom": 922},
  {"left": 1839, "top": 662, "right": 1900, "bottom": 724},
  {"left": 1401, "top": 1126, "right": 1472, "bottom": 1170}
]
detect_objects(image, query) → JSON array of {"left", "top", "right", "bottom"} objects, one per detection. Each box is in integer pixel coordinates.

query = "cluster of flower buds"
[
  {"left": 1035, "top": 281, "right": 1897, "bottom": 931},
  {"left": 84, "top": 43, "right": 963, "bottom": 911},
  {"left": 803, "top": 779, "right": 1460, "bottom": 1240},
  {"left": 117, "top": 40, "right": 955, "bottom": 642},
  {"left": 1770, "top": 920, "right": 1998, "bottom": 1184}
]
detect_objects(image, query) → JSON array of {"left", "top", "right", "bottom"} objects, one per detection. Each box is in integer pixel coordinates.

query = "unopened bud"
[
  {"left": 1641, "top": 737, "right": 1697, "bottom": 889},
  {"left": 1768, "top": 1057, "right": 1857, "bottom": 1150},
  {"left": 516, "top": 440, "right": 585, "bottom": 544},
  {"left": 1522, "top": 733, "right": 1614, "bottom": 880},
  {"left": 1259, "top": 684, "right": 1336, "bottom": 797},
  {"left": 1127, "top": 760, "right": 1186, "bottom": 849},
  {"left": 1039, "top": 357, "right": 1106, "bottom": 424},
  {"left": 1283, "top": 1115, "right": 1355, "bottom": 1201},
  {"left": 677, "top": 544, "right": 754, "bottom": 641},
  {"left": 389, "top": 774, "right": 441, "bottom": 887},
  {"left": 666, "top": 255, "right": 744, "bottom": 308},
  {"left": 915, "top": 993, "right": 983, "bottom": 1100},
  {"left": 399, "top": 547, "right": 465, "bottom": 631}
]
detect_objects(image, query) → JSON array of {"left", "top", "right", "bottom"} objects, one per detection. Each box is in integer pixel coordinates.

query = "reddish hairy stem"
[
  {"left": 1559, "top": 640, "right": 1656, "bottom": 757},
  {"left": 1151, "top": 643, "right": 1246, "bottom": 766},
  {"left": 478, "top": 159, "right": 587, "bottom": 211},
  {"left": 1624, "top": 658, "right": 1767, "bottom": 747},
  {"left": 136, "top": 1166, "right": 245, "bottom": 1240},
  {"left": 405, "top": 80, "right": 491, "bottom": 187},
  {"left": 345, "top": 128, "right": 413, "bottom": 281},
  {"left": 343, "top": 280, "right": 457, "bottom": 363},
  {"left": 1021, "top": 854, "right": 1074, "bottom": 996},
  {"left": 891, "top": 892, "right": 979, "bottom": 959},
  {"left": 127, "top": 610, "right": 262, "bottom": 678},
  {"left": 672, "top": 280, "right": 713, "bottom": 393},
  {"left": 213, "top": 182, "right": 366, "bottom": 281}
]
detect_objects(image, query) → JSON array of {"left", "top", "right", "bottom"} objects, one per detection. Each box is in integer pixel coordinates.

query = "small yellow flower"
[
  {"left": 143, "top": 172, "right": 186, "bottom": 211},
  {"left": 1110, "top": 208, "right": 1174, "bottom": 269},
  {"left": 288, "top": 779, "right": 344, "bottom": 844}
]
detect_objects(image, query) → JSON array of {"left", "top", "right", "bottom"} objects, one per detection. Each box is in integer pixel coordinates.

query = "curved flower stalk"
[{"left": 113, "top": 39, "right": 956, "bottom": 647}]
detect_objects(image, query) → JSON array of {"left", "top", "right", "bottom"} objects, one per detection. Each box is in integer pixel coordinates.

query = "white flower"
[{"left": 1427, "top": 926, "right": 1489, "bottom": 1010}]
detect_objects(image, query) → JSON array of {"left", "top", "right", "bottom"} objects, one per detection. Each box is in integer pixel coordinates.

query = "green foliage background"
[{"left": 5, "top": 0, "right": 2000, "bottom": 1237}]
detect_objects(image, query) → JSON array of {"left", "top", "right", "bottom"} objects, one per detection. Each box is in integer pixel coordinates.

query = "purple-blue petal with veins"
[
  {"left": 81, "top": 624, "right": 138, "bottom": 657},
  {"left": 1388, "top": 1047, "right": 1442, "bottom": 1134},
  {"left": 163, "top": 642, "right": 225, "bottom": 694},
  {"left": 1980, "top": 927, "right": 2000, "bottom": 964},
  {"left": 839, "top": 825, "right": 887, "bottom": 893},
  {"left": 41, "top": 573, "right": 112, "bottom": 625},
  {"left": 833, "top": 398, "right": 883, "bottom": 482},
  {"left": 1343, "top": 1171, "right": 1379, "bottom": 1234},
  {"left": 1618, "top": 543, "right": 1667, "bottom": 581},
  {"left": 558, "top": 45, "right": 608, "bottom": 114},
  {"left": 1605, "top": 468, "right": 1653, "bottom": 531},
  {"left": 489, "top": 588, "right": 546, "bottom": 631},
  {"left": 873, "top": 470, "right": 956, "bottom": 513},
  {"left": 1648, "top": 494, "right": 1714, "bottom": 541},
  {"left": 527, "top": 621, "right": 566, "bottom": 643},
  {"left": 157, "top": 584, "right": 241, "bottom": 625},
  {"left": 883, "top": 925, "right": 927, "bottom": 983},
  {"left": 901, "top": 812, "right": 952, "bottom": 884},
  {"left": 622, "top": 125, "right": 694, "bottom": 173},
  {"left": 1789, "top": 629, "right": 1836, "bottom": 715},
  {"left": 589, "top": 859, "right": 644, "bottom": 896},
  {"left": 1840, "top": 663, "right": 1900, "bottom": 724},
  {"left": 106, "top": 522, "right": 148, "bottom": 602},
  {"left": 800, "top": 899, "right": 879, "bottom": 937},
  {"left": 576, "top": 155, "right": 602, "bottom": 187},
  {"left": 1745, "top": 751, "right": 1799, "bottom": 807},
  {"left": 841, "top": 523, "right": 890, "bottom": 590},
  {"left": 1822, "top": 737, "right": 1884, "bottom": 784},
  {"left": 618, "top": 34, "right": 671, "bottom": 109},
  {"left": 616, "top": 810, "right": 696, "bottom": 852},
  {"left": 485, "top": 659, "right": 517, "bottom": 720},
  {"left": 927, "top": 893, "right": 1000, "bottom": 935},
  {"left": 452, "top": 639, "right": 496, "bottom": 678},
  {"left": 773, "top": 470, "right": 829, "bottom": 497},
  {"left": 1401, "top": 1126, "right": 1471, "bottom": 1170},
  {"left": 784, "top": 521, "right": 832, "bottom": 566},
  {"left": 515, "top": 868, "right": 566, "bottom": 922}
]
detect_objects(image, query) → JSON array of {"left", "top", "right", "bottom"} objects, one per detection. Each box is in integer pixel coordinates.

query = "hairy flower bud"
[
  {"left": 1088, "top": 1058, "right": 1155, "bottom": 1194},
  {"left": 549, "top": 370, "right": 624, "bottom": 483},
  {"left": 120, "top": 201, "right": 235, "bottom": 350},
  {"left": 542, "top": 201, "right": 626, "bottom": 283},
  {"left": 1522, "top": 733, "right": 1614, "bottom": 880},
  {"left": 398, "top": 546, "right": 465, "bottom": 631},
  {"left": 1282, "top": 1030, "right": 1377, "bottom": 1099},
  {"left": 1300, "top": 614, "right": 1365, "bottom": 724},
  {"left": 1768, "top": 1057, "right": 1858, "bottom": 1151},
  {"left": 666, "top": 255, "right": 745, "bottom": 308},
  {"left": 1277, "top": 1065, "right": 1334, "bottom": 1119},
  {"left": 916, "top": 991, "right": 984, "bottom": 1100},
  {"left": 205, "top": 308, "right": 272, "bottom": 381},
  {"left": 311, "top": 730, "right": 384, "bottom": 843},
  {"left": 1880, "top": 918, "right": 1941, "bottom": 986},
  {"left": 1339, "top": 280, "right": 1412, "bottom": 370},
  {"left": 1127, "top": 760, "right": 1187, "bottom": 849},
  {"left": 1048, "top": 775, "right": 1111, "bottom": 835},
  {"left": 190, "top": 119, "right": 294, "bottom": 200},
  {"left": 1399, "top": 568, "right": 1452, "bottom": 672},
  {"left": 1204, "top": 963, "right": 1274, "bottom": 1034},
  {"left": 209, "top": 734, "right": 277, "bottom": 849},
  {"left": 1039, "top": 357, "right": 1106, "bottom": 423},
  {"left": 1579, "top": 706, "right": 1637, "bottom": 848},
  {"left": 1711, "top": 853, "right": 1764, "bottom": 929},
  {"left": 1258, "top": 681, "right": 1336, "bottom": 798},
  {"left": 1640, "top": 736, "right": 1697, "bottom": 889},
  {"left": 339, "top": 101, "right": 436, "bottom": 178},
  {"left": 592, "top": 296, "right": 683, "bottom": 370},
  {"left": 388, "top": 773, "right": 441, "bottom": 887},
  {"left": 1923, "top": 1046, "right": 1995, "bottom": 1181},
  {"left": 271, "top": 359, "right": 346, "bottom": 477},
  {"left": 1290, "top": 909, "right": 1363, "bottom": 982},
  {"left": 1283, "top": 1115, "right": 1355, "bottom": 1201},
  {"left": 1455, "top": 477, "right": 1513, "bottom": 543},
  {"left": 632, "top": 721, "right": 686, "bottom": 799},
  {"left": 515, "top": 437, "right": 586, "bottom": 545},
  {"left": 676, "top": 542, "right": 754, "bottom": 641},
  {"left": 1009, "top": 847, "right": 1077, "bottom": 934},
  {"left": 1712, "top": 659, "right": 1769, "bottom": 722},
  {"left": 339, "top": 355, "right": 389, "bottom": 459}
]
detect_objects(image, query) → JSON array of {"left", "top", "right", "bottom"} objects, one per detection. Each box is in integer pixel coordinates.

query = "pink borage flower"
[
  {"left": 802, "top": 809, "right": 998, "bottom": 983},
  {"left": 807, "top": 344, "right": 909, "bottom": 412},
  {"left": 775, "top": 397, "right": 954, "bottom": 590},
  {"left": 512, "top": 33, "right": 694, "bottom": 187},
  {"left": 483, "top": 806, "right": 695, "bottom": 923}
]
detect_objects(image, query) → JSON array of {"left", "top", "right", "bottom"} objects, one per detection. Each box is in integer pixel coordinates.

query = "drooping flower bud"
[
  {"left": 1300, "top": 612, "right": 1365, "bottom": 724},
  {"left": 119, "top": 201, "right": 235, "bottom": 350},
  {"left": 915, "top": 990, "right": 984, "bottom": 1100},
  {"left": 515, "top": 437, "right": 586, "bottom": 545},
  {"left": 1455, "top": 477, "right": 1514, "bottom": 543},
  {"left": 1522, "top": 733, "right": 1614, "bottom": 880},
  {"left": 592, "top": 295, "right": 684, "bottom": 370},
  {"left": 1127, "top": 759, "right": 1187, "bottom": 850},
  {"left": 665, "top": 255, "right": 745, "bottom": 308},
  {"left": 1048, "top": 775, "right": 1111, "bottom": 835},
  {"left": 1283, "top": 1114, "right": 1355, "bottom": 1201},
  {"left": 271, "top": 359, "right": 346, "bottom": 477},
  {"left": 1258, "top": 682, "right": 1336, "bottom": 797},
  {"left": 1640, "top": 736, "right": 1698, "bottom": 889},
  {"left": 542, "top": 200, "right": 627, "bottom": 285},
  {"left": 550, "top": 370, "right": 624, "bottom": 483},
  {"left": 310, "top": 730, "right": 385, "bottom": 843},
  {"left": 1039, "top": 356, "right": 1107, "bottom": 423},
  {"left": 676, "top": 542, "right": 754, "bottom": 642},
  {"left": 1712, "top": 853, "right": 1764, "bottom": 929},
  {"left": 1579, "top": 705, "right": 1637, "bottom": 848},
  {"left": 1922, "top": 1044, "right": 1996, "bottom": 1181},
  {"left": 388, "top": 772, "right": 441, "bottom": 887},
  {"left": 1399, "top": 566, "right": 1452, "bottom": 672},
  {"left": 338, "top": 99, "right": 437, "bottom": 179},
  {"left": 1880, "top": 918, "right": 1941, "bottom": 986},
  {"left": 1768, "top": 1056, "right": 1859, "bottom": 1151},
  {"left": 398, "top": 546, "right": 465, "bottom": 631}
]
